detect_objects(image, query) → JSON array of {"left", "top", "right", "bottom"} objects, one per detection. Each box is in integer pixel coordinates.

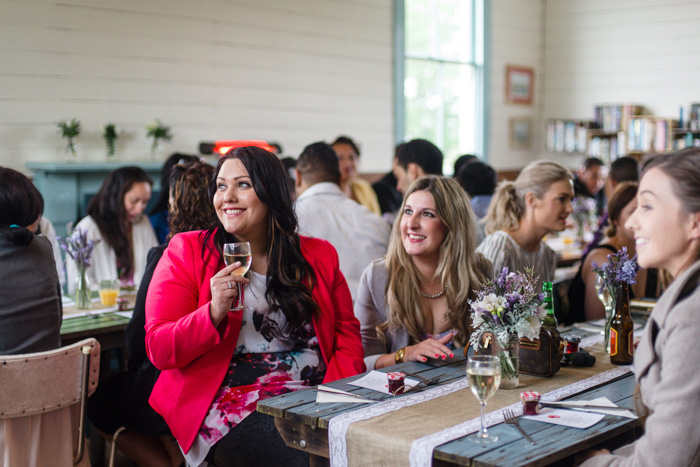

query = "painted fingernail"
[
  {"left": 441, "top": 355, "right": 446, "bottom": 360},
  {"left": 434, "top": 354, "right": 439, "bottom": 358},
  {"left": 450, "top": 353, "right": 454, "bottom": 358},
  {"left": 422, "top": 357, "right": 427, "bottom": 362}
]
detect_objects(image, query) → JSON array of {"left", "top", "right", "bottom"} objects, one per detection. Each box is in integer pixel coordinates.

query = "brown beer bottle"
[{"left": 609, "top": 283, "right": 634, "bottom": 365}]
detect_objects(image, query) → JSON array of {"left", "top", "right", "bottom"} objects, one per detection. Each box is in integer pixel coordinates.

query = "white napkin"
[
  {"left": 315, "top": 386, "right": 374, "bottom": 404},
  {"left": 544, "top": 397, "right": 637, "bottom": 419},
  {"left": 524, "top": 407, "right": 604, "bottom": 429},
  {"left": 348, "top": 370, "right": 419, "bottom": 394}
]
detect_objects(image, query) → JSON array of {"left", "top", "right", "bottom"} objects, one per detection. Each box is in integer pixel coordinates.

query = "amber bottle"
[{"left": 609, "top": 283, "right": 634, "bottom": 365}]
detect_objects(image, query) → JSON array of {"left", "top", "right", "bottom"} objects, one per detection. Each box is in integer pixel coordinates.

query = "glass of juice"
[{"left": 99, "top": 279, "right": 120, "bottom": 307}]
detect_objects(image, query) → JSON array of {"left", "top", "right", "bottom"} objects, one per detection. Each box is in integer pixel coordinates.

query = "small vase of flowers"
[
  {"left": 592, "top": 246, "right": 640, "bottom": 352},
  {"left": 469, "top": 267, "right": 546, "bottom": 389},
  {"left": 571, "top": 196, "right": 598, "bottom": 242},
  {"left": 58, "top": 222, "right": 100, "bottom": 309}
]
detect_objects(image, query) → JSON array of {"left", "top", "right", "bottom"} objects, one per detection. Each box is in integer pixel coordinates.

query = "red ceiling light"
[{"left": 213, "top": 140, "right": 275, "bottom": 156}]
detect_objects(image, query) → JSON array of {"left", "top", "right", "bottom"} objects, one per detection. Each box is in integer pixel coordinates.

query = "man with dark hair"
[
  {"left": 574, "top": 157, "right": 606, "bottom": 215},
  {"left": 393, "top": 138, "right": 443, "bottom": 193},
  {"left": 294, "top": 142, "right": 390, "bottom": 300},
  {"left": 455, "top": 160, "right": 497, "bottom": 219}
]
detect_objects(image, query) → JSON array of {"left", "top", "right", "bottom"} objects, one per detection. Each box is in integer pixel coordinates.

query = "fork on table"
[
  {"left": 502, "top": 408, "right": 537, "bottom": 445},
  {"left": 393, "top": 372, "right": 444, "bottom": 395}
]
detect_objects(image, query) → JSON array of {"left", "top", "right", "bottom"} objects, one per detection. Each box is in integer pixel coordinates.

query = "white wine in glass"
[
  {"left": 467, "top": 355, "right": 501, "bottom": 443},
  {"left": 223, "top": 242, "right": 252, "bottom": 311}
]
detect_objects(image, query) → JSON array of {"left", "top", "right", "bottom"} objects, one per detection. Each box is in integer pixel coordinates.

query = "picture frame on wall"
[
  {"left": 509, "top": 117, "right": 533, "bottom": 150},
  {"left": 505, "top": 65, "right": 534, "bottom": 105}
]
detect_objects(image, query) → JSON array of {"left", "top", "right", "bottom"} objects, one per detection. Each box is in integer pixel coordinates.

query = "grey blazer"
[{"left": 583, "top": 259, "right": 700, "bottom": 466}]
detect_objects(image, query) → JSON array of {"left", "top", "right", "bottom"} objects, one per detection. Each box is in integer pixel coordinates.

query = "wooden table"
[
  {"left": 258, "top": 331, "right": 641, "bottom": 466},
  {"left": 60, "top": 293, "right": 135, "bottom": 354}
]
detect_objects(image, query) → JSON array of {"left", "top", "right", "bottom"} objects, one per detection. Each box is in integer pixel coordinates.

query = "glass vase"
[
  {"left": 65, "top": 137, "right": 77, "bottom": 160},
  {"left": 492, "top": 336, "right": 519, "bottom": 389},
  {"left": 74, "top": 268, "right": 92, "bottom": 310},
  {"left": 151, "top": 139, "right": 164, "bottom": 160}
]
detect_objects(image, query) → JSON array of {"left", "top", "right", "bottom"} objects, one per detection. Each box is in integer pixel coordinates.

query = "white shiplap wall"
[
  {"left": 488, "top": 0, "right": 544, "bottom": 170},
  {"left": 542, "top": 0, "right": 700, "bottom": 166},
  {"left": 0, "top": 0, "right": 393, "bottom": 173}
]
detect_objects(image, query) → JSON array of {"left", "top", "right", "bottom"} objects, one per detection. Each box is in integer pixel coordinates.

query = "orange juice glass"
[{"left": 99, "top": 280, "right": 120, "bottom": 307}]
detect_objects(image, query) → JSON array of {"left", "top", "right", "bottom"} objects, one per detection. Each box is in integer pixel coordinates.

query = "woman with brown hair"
[
  {"left": 355, "top": 175, "right": 492, "bottom": 369},
  {"left": 567, "top": 182, "right": 657, "bottom": 323}
]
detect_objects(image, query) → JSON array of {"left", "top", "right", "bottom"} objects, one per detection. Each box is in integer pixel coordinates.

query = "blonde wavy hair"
[
  {"left": 484, "top": 160, "right": 572, "bottom": 235},
  {"left": 380, "top": 176, "right": 491, "bottom": 347}
]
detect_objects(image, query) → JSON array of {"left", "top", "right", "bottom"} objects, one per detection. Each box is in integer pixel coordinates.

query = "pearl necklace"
[{"left": 420, "top": 285, "right": 448, "bottom": 299}]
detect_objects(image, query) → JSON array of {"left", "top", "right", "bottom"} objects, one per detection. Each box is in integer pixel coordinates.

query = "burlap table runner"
[{"left": 339, "top": 342, "right": 630, "bottom": 466}]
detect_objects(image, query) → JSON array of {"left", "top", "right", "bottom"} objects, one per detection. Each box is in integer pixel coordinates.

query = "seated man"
[
  {"left": 294, "top": 142, "right": 391, "bottom": 300},
  {"left": 573, "top": 157, "right": 606, "bottom": 215},
  {"left": 392, "top": 138, "right": 444, "bottom": 194}
]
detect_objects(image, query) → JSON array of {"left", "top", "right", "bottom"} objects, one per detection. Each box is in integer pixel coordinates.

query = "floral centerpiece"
[
  {"left": 56, "top": 118, "right": 81, "bottom": 158},
  {"left": 102, "top": 123, "right": 122, "bottom": 159},
  {"left": 57, "top": 222, "right": 100, "bottom": 309},
  {"left": 571, "top": 196, "right": 598, "bottom": 241},
  {"left": 469, "top": 267, "right": 546, "bottom": 388},
  {"left": 592, "top": 246, "right": 640, "bottom": 351},
  {"left": 145, "top": 119, "right": 172, "bottom": 159}
]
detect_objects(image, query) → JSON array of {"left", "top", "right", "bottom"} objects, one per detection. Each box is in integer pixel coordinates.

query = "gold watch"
[{"left": 395, "top": 347, "right": 406, "bottom": 364}]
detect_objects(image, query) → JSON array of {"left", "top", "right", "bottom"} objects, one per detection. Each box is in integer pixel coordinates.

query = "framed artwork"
[
  {"left": 509, "top": 117, "right": 533, "bottom": 150},
  {"left": 505, "top": 65, "right": 534, "bottom": 105}
]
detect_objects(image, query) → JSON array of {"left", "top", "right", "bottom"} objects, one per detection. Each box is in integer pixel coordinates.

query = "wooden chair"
[{"left": 0, "top": 338, "right": 100, "bottom": 467}]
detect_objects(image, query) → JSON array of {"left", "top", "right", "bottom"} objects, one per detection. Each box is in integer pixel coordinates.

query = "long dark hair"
[
  {"left": 87, "top": 166, "right": 153, "bottom": 276},
  {"left": 203, "top": 147, "right": 319, "bottom": 326},
  {"left": 0, "top": 167, "right": 43, "bottom": 246}
]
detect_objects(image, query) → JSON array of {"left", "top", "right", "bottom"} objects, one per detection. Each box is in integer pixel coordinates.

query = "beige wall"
[{"left": 0, "top": 0, "right": 394, "bottom": 174}]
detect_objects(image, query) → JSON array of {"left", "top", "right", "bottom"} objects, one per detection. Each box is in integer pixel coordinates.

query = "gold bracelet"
[{"left": 395, "top": 346, "right": 406, "bottom": 364}]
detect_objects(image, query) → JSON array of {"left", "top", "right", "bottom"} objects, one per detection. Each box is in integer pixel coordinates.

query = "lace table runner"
[{"left": 328, "top": 343, "right": 631, "bottom": 467}]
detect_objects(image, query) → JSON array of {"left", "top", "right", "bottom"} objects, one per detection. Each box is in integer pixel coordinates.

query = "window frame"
[{"left": 394, "top": 0, "right": 490, "bottom": 167}]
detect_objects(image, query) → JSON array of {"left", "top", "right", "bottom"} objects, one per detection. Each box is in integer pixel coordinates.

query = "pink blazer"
[{"left": 145, "top": 231, "right": 366, "bottom": 452}]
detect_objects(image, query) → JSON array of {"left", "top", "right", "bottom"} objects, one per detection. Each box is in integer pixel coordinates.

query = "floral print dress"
[{"left": 186, "top": 270, "right": 324, "bottom": 464}]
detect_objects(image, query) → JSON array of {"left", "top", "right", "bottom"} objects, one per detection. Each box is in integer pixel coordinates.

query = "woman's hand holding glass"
[
  {"left": 209, "top": 261, "right": 250, "bottom": 327},
  {"left": 403, "top": 332, "right": 454, "bottom": 363}
]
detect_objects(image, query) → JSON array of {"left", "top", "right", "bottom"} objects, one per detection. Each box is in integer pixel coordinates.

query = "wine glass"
[
  {"left": 595, "top": 274, "right": 614, "bottom": 351},
  {"left": 466, "top": 355, "right": 501, "bottom": 443},
  {"left": 223, "top": 242, "right": 252, "bottom": 311}
]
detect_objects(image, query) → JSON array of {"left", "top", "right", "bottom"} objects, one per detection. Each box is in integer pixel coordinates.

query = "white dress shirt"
[{"left": 295, "top": 182, "right": 391, "bottom": 300}]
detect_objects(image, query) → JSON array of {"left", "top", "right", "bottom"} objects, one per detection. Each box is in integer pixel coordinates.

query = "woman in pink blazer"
[{"left": 145, "top": 147, "right": 365, "bottom": 466}]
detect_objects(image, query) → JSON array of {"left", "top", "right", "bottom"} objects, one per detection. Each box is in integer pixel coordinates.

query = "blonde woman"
[
  {"left": 476, "top": 160, "right": 574, "bottom": 289},
  {"left": 355, "top": 176, "right": 492, "bottom": 370}
]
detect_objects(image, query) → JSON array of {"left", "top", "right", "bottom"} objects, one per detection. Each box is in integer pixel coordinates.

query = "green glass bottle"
[{"left": 542, "top": 281, "right": 558, "bottom": 328}]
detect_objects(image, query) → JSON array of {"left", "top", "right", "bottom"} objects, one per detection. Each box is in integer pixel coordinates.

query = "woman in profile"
[
  {"left": 0, "top": 167, "right": 62, "bottom": 355},
  {"left": 145, "top": 147, "right": 365, "bottom": 466},
  {"left": 67, "top": 166, "right": 158, "bottom": 292},
  {"left": 355, "top": 176, "right": 492, "bottom": 369},
  {"left": 477, "top": 160, "right": 574, "bottom": 289},
  {"left": 580, "top": 148, "right": 700, "bottom": 465},
  {"left": 567, "top": 182, "right": 658, "bottom": 323}
]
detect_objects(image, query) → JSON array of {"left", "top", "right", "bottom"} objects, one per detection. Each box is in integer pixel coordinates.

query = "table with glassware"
[
  {"left": 257, "top": 325, "right": 642, "bottom": 466},
  {"left": 60, "top": 292, "right": 136, "bottom": 350}
]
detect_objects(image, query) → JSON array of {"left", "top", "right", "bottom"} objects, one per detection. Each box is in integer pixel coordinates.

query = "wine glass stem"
[
  {"left": 479, "top": 402, "right": 487, "bottom": 437},
  {"left": 237, "top": 282, "right": 244, "bottom": 308}
]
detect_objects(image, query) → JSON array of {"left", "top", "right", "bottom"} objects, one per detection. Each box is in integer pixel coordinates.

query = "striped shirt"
[{"left": 476, "top": 230, "right": 556, "bottom": 290}]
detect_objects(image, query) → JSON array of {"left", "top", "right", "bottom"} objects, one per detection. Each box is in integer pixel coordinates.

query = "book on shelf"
[{"left": 594, "top": 104, "right": 644, "bottom": 133}]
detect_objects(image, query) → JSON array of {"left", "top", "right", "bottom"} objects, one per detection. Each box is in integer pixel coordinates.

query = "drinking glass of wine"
[
  {"left": 223, "top": 242, "right": 252, "bottom": 311},
  {"left": 595, "top": 274, "right": 614, "bottom": 351},
  {"left": 466, "top": 355, "right": 501, "bottom": 443}
]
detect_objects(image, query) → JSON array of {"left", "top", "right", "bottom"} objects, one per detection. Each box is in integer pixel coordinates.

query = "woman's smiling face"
[
  {"left": 626, "top": 167, "right": 698, "bottom": 276},
  {"left": 400, "top": 190, "right": 446, "bottom": 260},
  {"left": 213, "top": 158, "right": 269, "bottom": 243}
]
